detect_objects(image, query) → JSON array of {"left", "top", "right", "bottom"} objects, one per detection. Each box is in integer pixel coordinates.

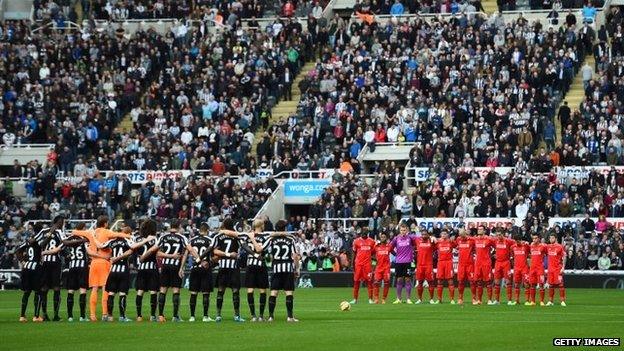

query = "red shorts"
[
  {"left": 457, "top": 263, "right": 474, "bottom": 282},
  {"left": 473, "top": 264, "right": 492, "bottom": 282},
  {"left": 436, "top": 261, "right": 454, "bottom": 280},
  {"left": 354, "top": 265, "right": 372, "bottom": 282},
  {"left": 374, "top": 268, "right": 391, "bottom": 282},
  {"left": 513, "top": 266, "right": 529, "bottom": 284},
  {"left": 528, "top": 269, "right": 544, "bottom": 285},
  {"left": 415, "top": 265, "right": 433, "bottom": 281},
  {"left": 547, "top": 269, "right": 563, "bottom": 285},
  {"left": 493, "top": 261, "right": 511, "bottom": 280}
]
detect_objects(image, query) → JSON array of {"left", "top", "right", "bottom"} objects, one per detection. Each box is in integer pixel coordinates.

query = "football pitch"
[{"left": 0, "top": 288, "right": 622, "bottom": 350}]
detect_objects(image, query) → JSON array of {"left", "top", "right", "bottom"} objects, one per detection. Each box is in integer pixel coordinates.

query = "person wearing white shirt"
[
  {"left": 180, "top": 128, "right": 194, "bottom": 145},
  {"left": 197, "top": 125, "right": 209, "bottom": 138},
  {"left": 515, "top": 197, "right": 529, "bottom": 227},
  {"left": 387, "top": 125, "right": 400, "bottom": 142},
  {"left": 39, "top": 64, "right": 50, "bottom": 80}
]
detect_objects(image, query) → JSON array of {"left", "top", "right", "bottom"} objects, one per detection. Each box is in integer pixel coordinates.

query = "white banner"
[
  {"left": 257, "top": 168, "right": 273, "bottom": 179},
  {"left": 318, "top": 168, "right": 336, "bottom": 179},
  {"left": 408, "top": 217, "right": 515, "bottom": 230},
  {"left": 555, "top": 166, "right": 624, "bottom": 180},
  {"left": 101, "top": 170, "right": 192, "bottom": 184},
  {"left": 413, "top": 167, "right": 514, "bottom": 182}
]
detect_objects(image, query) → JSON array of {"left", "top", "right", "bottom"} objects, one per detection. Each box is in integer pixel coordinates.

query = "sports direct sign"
[
  {"left": 548, "top": 217, "right": 624, "bottom": 230},
  {"left": 555, "top": 166, "right": 624, "bottom": 180},
  {"left": 406, "top": 218, "right": 515, "bottom": 230},
  {"left": 102, "top": 170, "right": 192, "bottom": 184},
  {"left": 412, "top": 167, "right": 514, "bottom": 182}
]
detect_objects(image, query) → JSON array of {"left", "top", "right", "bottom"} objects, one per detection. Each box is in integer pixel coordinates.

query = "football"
[{"left": 340, "top": 301, "right": 351, "bottom": 311}]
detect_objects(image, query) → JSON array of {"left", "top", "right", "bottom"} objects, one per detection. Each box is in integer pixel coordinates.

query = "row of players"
[
  {"left": 351, "top": 223, "right": 567, "bottom": 306},
  {"left": 16, "top": 215, "right": 301, "bottom": 322}
]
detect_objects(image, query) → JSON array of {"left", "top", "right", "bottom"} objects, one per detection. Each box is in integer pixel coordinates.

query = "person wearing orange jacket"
[{"left": 73, "top": 215, "right": 132, "bottom": 321}]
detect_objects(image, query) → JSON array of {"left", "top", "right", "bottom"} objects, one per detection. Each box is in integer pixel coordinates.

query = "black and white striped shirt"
[
  {"left": 213, "top": 233, "right": 242, "bottom": 269},
  {"left": 134, "top": 236, "right": 157, "bottom": 271},
  {"left": 244, "top": 233, "right": 268, "bottom": 267},
  {"left": 262, "top": 236, "right": 298, "bottom": 273},
  {"left": 41, "top": 228, "right": 65, "bottom": 264},
  {"left": 18, "top": 231, "right": 45, "bottom": 270},
  {"left": 102, "top": 238, "right": 133, "bottom": 273},
  {"left": 65, "top": 235, "right": 88, "bottom": 269},
  {"left": 190, "top": 235, "right": 213, "bottom": 269},
  {"left": 157, "top": 232, "right": 189, "bottom": 267}
]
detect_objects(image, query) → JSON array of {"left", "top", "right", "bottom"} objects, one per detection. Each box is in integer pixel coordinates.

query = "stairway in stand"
[
  {"left": 555, "top": 55, "right": 595, "bottom": 142},
  {"left": 250, "top": 61, "right": 316, "bottom": 156}
]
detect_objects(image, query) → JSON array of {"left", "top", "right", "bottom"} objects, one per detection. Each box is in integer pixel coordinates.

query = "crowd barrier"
[{"left": 1, "top": 270, "right": 622, "bottom": 289}]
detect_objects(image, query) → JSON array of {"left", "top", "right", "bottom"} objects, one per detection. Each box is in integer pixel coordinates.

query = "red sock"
[
  {"left": 428, "top": 285, "right": 435, "bottom": 300},
  {"left": 367, "top": 281, "right": 373, "bottom": 299},
  {"left": 494, "top": 284, "right": 501, "bottom": 301},
  {"left": 506, "top": 285, "right": 512, "bottom": 302},
  {"left": 458, "top": 283, "right": 465, "bottom": 300},
  {"left": 470, "top": 283, "right": 476, "bottom": 301},
  {"left": 525, "top": 286, "right": 530, "bottom": 302},
  {"left": 514, "top": 287, "right": 520, "bottom": 302},
  {"left": 373, "top": 284, "right": 379, "bottom": 300},
  {"left": 383, "top": 283, "right": 390, "bottom": 299},
  {"left": 477, "top": 286, "right": 483, "bottom": 302},
  {"left": 437, "top": 284, "right": 443, "bottom": 301},
  {"left": 449, "top": 284, "right": 455, "bottom": 301},
  {"left": 417, "top": 286, "right": 424, "bottom": 300},
  {"left": 353, "top": 283, "right": 360, "bottom": 300},
  {"left": 529, "top": 287, "right": 536, "bottom": 302},
  {"left": 539, "top": 288, "right": 545, "bottom": 303},
  {"left": 559, "top": 286, "right": 566, "bottom": 301},
  {"left": 548, "top": 287, "right": 555, "bottom": 302},
  {"left": 486, "top": 284, "right": 493, "bottom": 301}
]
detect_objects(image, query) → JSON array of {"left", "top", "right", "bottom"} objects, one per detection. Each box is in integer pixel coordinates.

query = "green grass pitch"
[{"left": 0, "top": 288, "right": 622, "bottom": 350}]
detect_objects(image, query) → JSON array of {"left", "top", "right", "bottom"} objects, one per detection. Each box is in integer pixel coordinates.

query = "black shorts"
[
  {"left": 160, "top": 266, "right": 182, "bottom": 288},
  {"left": 21, "top": 268, "right": 42, "bottom": 291},
  {"left": 216, "top": 268, "right": 241, "bottom": 289},
  {"left": 135, "top": 269, "right": 160, "bottom": 292},
  {"left": 270, "top": 272, "right": 295, "bottom": 291},
  {"left": 41, "top": 262, "right": 62, "bottom": 288},
  {"left": 395, "top": 263, "right": 412, "bottom": 278},
  {"left": 105, "top": 272, "right": 130, "bottom": 293},
  {"left": 245, "top": 266, "right": 269, "bottom": 289},
  {"left": 189, "top": 267, "right": 213, "bottom": 293},
  {"left": 66, "top": 267, "right": 89, "bottom": 291}
]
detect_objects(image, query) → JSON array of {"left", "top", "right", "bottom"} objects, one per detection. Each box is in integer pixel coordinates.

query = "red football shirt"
[
  {"left": 374, "top": 242, "right": 391, "bottom": 271},
  {"left": 529, "top": 243, "right": 547, "bottom": 271},
  {"left": 494, "top": 238, "right": 515, "bottom": 263},
  {"left": 547, "top": 243, "right": 565, "bottom": 271},
  {"left": 474, "top": 236, "right": 494, "bottom": 265},
  {"left": 415, "top": 238, "right": 435, "bottom": 267},
  {"left": 436, "top": 239, "right": 456, "bottom": 262},
  {"left": 512, "top": 242, "right": 530, "bottom": 269},
  {"left": 455, "top": 237, "right": 474, "bottom": 265},
  {"left": 353, "top": 237, "right": 376, "bottom": 266}
]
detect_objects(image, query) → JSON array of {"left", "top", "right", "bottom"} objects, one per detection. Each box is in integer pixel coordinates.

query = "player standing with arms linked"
[
  {"left": 73, "top": 215, "right": 133, "bottom": 321},
  {"left": 455, "top": 229, "right": 476, "bottom": 305},
  {"left": 212, "top": 219, "right": 246, "bottom": 322},
  {"left": 351, "top": 227, "right": 376, "bottom": 304},
  {"left": 62, "top": 224, "right": 91, "bottom": 322},
  {"left": 415, "top": 230, "right": 436, "bottom": 304},
  {"left": 155, "top": 220, "right": 200, "bottom": 322},
  {"left": 188, "top": 223, "right": 215, "bottom": 322},
  {"left": 134, "top": 219, "right": 160, "bottom": 322},
  {"left": 390, "top": 223, "right": 417, "bottom": 304},
  {"left": 39, "top": 215, "right": 66, "bottom": 321},
  {"left": 260, "top": 220, "right": 300, "bottom": 322},
  {"left": 527, "top": 234, "right": 547, "bottom": 306},
  {"left": 546, "top": 234, "right": 567, "bottom": 306},
  {"left": 511, "top": 235, "right": 530, "bottom": 305},
  {"left": 493, "top": 229, "right": 515, "bottom": 305},
  {"left": 373, "top": 232, "right": 392, "bottom": 304},
  {"left": 473, "top": 225, "right": 495, "bottom": 305},
  {"left": 16, "top": 225, "right": 50, "bottom": 322},
  {"left": 242, "top": 219, "right": 270, "bottom": 321},
  {"left": 435, "top": 230, "right": 456, "bottom": 304},
  {"left": 97, "top": 229, "right": 135, "bottom": 322}
]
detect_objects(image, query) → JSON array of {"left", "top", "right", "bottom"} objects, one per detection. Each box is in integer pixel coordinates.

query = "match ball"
[{"left": 339, "top": 301, "right": 351, "bottom": 311}]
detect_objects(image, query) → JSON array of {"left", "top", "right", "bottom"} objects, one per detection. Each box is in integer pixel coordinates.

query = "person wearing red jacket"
[
  {"left": 473, "top": 226, "right": 495, "bottom": 305},
  {"left": 435, "top": 230, "right": 457, "bottom": 304},
  {"left": 511, "top": 237, "right": 530, "bottom": 305},
  {"left": 527, "top": 234, "right": 547, "bottom": 306},
  {"left": 373, "top": 232, "right": 392, "bottom": 304},
  {"left": 415, "top": 231, "right": 436, "bottom": 304},
  {"left": 351, "top": 229, "right": 376, "bottom": 304},
  {"left": 546, "top": 234, "right": 567, "bottom": 306},
  {"left": 455, "top": 229, "right": 476, "bottom": 305},
  {"left": 493, "top": 230, "right": 515, "bottom": 305}
]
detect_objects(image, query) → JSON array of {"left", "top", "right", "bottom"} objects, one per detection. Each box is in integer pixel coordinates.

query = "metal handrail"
[{"left": 0, "top": 144, "right": 54, "bottom": 149}]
